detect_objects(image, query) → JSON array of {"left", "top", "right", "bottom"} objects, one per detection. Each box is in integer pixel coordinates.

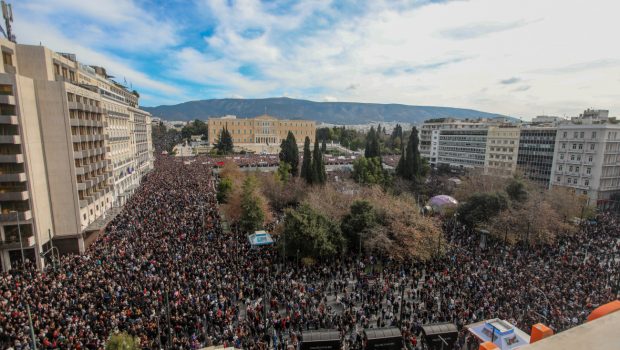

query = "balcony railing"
[
  {"left": 0, "top": 210, "right": 32, "bottom": 222},
  {"left": 0, "top": 115, "right": 18, "bottom": 125},
  {"left": 0, "top": 172, "right": 27, "bottom": 182},
  {"left": 0, "top": 190, "right": 29, "bottom": 201},
  {"left": 0, "top": 135, "right": 20, "bottom": 144},
  {"left": 0, "top": 154, "right": 23, "bottom": 163}
]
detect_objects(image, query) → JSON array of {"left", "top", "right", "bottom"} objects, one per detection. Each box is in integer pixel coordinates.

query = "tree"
[
  {"left": 457, "top": 192, "right": 508, "bottom": 227},
  {"left": 279, "top": 203, "right": 345, "bottom": 258},
  {"left": 276, "top": 161, "right": 292, "bottom": 183},
  {"left": 239, "top": 176, "right": 266, "bottom": 233},
  {"left": 396, "top": 127, "right": 422, "bottom": 181},
  {"left": 215, "top": 127, "right": 234, "bottom": 155},
  {"left": 105, "top": 332, "right": 140, "bottom": 350},
  {"left": 278, "top": 131, "right": 299, "bottom": 176},
  {"left": 301, "top": 137, "right": 313, "bottom": 184},
  {"left": 341, "top": 200, "right": 377, "bottom": 254},
  {"left": 217, "top": 177, "right": 233, "bottom": 203},
  {"left": 506, "top": 179, "right": 528, "bottom": 203},
  {"left": 364, "top": 127, "right": 381, "bottom": 158},
  {"left": 321, "top": 139, "right": 327, "bottom": 153},
  {"left": 352, "top": 157, "right": 388, "bottom": 185},
  {"left": 312, "top": 138, "right": 326, "bottom": 185}
]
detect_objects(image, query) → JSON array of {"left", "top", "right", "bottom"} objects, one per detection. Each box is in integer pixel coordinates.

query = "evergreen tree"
[
  {"left": 397, "top": 127, "right": 422, "bottom": 181},
  {"left": 278, "top": 131, "right": 299, "bottom": 176},
  {"left": 301, "top": 136, "right": 313, "bottom": 184},
  {"left": 364, "top": 127, "right": 376, "bottom": 158},
  {"left": 239, "top": 176, "right": 265, "bottom": 233},
  {"left": 312, "top": 138, "right": 326, "bottom": 185},
  {"left": 215, "top": 127, "right": 234, "bottom": 155},
  {"left": 321, "top": 139, "right": 327, "bottom": 153}
]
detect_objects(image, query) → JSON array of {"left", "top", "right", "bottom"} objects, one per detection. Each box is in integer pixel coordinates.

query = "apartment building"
[
  {"left": 550, "top": 110, "right": 620, "bottom": 208},
  {"left": 484, "top": 125, "right": 521, "bottom": 177},
  {"left": 208, "top": 114, "right": 316, "bottom": 153},
  {"left": 420, "top": 118, "right": 497, "bottom": 168},
  {"left": 0, "top": 39, "right": 54, "bottom": 271},
  {"left": 517, "top": 126, "right": 557, "bottom": 188},
  {"left": 0, "top": 38, "right": 153, "bottom": 270},
  {"left": 78, "top": 65, "right": 154, "bottom": 207}
]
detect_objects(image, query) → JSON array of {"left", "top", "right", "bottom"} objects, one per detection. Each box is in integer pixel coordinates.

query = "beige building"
[
  {"left": 484, "top": 125, "right": 521, "bottom": 177},
  {"left": 0, "top": 39, "right": 54, "bottom": 271},
  {"left": 78, "top": 65, "right": 154, "bottom": 207},
  {"left": 0, "top": 38, "right": 153, "bottom": 270},
  {"left": 208, "top": 115, "right": 316, "bottom": 153}
]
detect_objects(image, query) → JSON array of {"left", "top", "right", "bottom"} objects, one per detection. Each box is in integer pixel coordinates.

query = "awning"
[{"left": 248, "top": 230, "right": 274, "bottom": 247}]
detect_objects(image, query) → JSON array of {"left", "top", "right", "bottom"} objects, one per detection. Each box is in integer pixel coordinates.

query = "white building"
[{"left": 550, "top": 109, "right": 620, "bottom": 208}]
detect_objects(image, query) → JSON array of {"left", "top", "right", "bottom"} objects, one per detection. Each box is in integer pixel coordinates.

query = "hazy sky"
[{"left": 13, "top": 0, "right": 620, "bottom": 119}]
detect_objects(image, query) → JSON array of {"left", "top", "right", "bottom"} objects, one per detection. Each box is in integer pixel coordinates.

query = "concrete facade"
[
  {"left": 484, "top": 125, "right": 521, "bottom": 177},
  {"left": 0, "top": 38, "right": 153, "bottom": 270},
  {"left": 550, "top": 110, "right": 620, "bottom": 208},
  {"left": 208, "top": 115, "right": 315, "bottom": 153}
]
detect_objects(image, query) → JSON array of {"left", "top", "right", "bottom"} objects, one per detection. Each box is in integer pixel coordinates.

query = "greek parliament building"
[
  {"left": 0, "top": 38, "right": 154, "bottom": 271},
  {"left": 208, "top": 115, "right": 316, "bottom": 153}
]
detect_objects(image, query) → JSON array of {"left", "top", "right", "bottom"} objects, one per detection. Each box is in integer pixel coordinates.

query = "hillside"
[{"left": 142, "top": 97, "right": 508, "bottom": 125}]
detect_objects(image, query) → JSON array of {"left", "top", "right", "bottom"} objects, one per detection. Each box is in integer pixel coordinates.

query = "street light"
[{"left": 10, "top": 210, "right": 25, "bottom": 269}]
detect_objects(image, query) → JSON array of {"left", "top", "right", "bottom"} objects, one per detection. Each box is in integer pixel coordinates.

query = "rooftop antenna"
[{"left": 1, "top": 0, "right": 15, "bottom": 43}]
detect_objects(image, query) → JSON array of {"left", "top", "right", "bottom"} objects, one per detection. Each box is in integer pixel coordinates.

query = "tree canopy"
[
  {"left": 280, "top": 203, "right": 345, "bottom": 258},
  {"left": 301, "top": 137, "right": 313, "bottom": 183},
  {"left": 105, "top": 332, "right": 141, "bottom": 350},
  {"left": 352, "top": 156, "right": 389, "bottom": 185},
  {"left": 278, "top": 131, "right": 299, "bottom": 176},
  {"left": 396, "top": 127, "right": 423, "bottom": 181},
  {"left": 239, "top": 175, "right": 266, "bottom": 233},
  {"left": 215, "top": 127, "right": 234, "bottom": 155}
]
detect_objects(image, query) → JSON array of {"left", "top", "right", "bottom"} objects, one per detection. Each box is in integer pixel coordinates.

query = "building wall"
[
  {"left": 551, "top": 124, "right": 620, "bottom": 207},
  {"left": 484, "top": 126, "right": 520, "bottom": 177},
  {"left": 436, "top": 129, "right": 488, "bottom": 168},
  {"left": 208, "top": 115, "right": 316, "bottom": 147},
  {"left": 517, "top": 128, "right": 557, "bottom": 188}
]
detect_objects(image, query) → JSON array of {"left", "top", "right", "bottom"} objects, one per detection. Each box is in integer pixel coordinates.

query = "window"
[
  {"left": 558, "top": 165, "right": 563, "bottom": 171},
  {"left": 563, "top": 131, "right": 567, "bottom": 138},
  {"left": 576, "top": 166, "right": 579, "bottom": 173},
  {"left": 574, "top": 132, "right": 578, "bottom": 138},
  {"left": 578, "top": 144, "right": 583, "bottom": 150},
  {"left": 572, "top": 144, "right": 577, "bottom": 149},
  {"left": 2, "top": 51, "right": 12, "bottom": 66},
  {"left": 562, "top": 143, "right": 566, "bottom": 149},
  {"left": 570, "top": 155, "right": 575, "bottom": 161},
  {"left": 560, "top": 154, "right": 564, "bottom": 160},
  {"left": 569, "top": 166, "right": 573, "bottom": 172},
  {"left": 556, "top": 176, "right": 561, "bottom": 182},
  {"left": 586, "top": 167, "right": 591, "bottom": 174},
  {"left": 592, "top": 132, "right": 597, "bottom": 139},
  {"left": 0, "top": 84, "right": 12, "bottom": 96},
  {"left": 580, "top": 132, "right": 584, "bottom": 138},
  {"left": 590, "top": 143, "right": 595, "bottom": 150},
  {"left": 584, "top": 180, "right": 589, "bottom": 186},
  {"left": 588, "top": 156, "right": 593, "bottom": 162}
]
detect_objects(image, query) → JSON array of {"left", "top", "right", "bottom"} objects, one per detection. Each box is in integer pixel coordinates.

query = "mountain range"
[{"left": 142, "top": 97, "right": 508, "bottom": 125}]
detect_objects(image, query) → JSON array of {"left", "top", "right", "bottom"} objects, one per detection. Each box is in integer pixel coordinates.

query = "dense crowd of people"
[{"left": 0, "top": 156, "right": 618, "bottom": 350}]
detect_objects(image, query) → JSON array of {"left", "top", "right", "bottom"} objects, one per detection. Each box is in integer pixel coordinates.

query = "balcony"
[
  {"left": 0, "top": 135, "right": 20, "bottom": 144},
  {"left": 0, "top": 154, "right": 23, "bottom": 163},
  {"left": 0, "top": 115, "right": 18, "bottom": 125},
  {"left": 0, "top": 233, "right": 35, "bottom": 248},
  {"left": 77, "top": 182, "right": 87, "bottom": 190},
  {"left": 0, "top": 210, "right": 32, "bottom": 222},
  {"left": 0, "top": 95, "right": 15, "bottom": 105},
  {"left": 0, "top": 172, "right": 26, "bottom": 182},
  {"left": 0, "top": 190, "right": 29, "bottom": 201}
]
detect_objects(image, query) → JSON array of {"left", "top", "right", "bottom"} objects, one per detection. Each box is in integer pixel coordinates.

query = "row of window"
[
  {"left": 560, "top": 143, "right": 596, "bottom": 151},
  {"left": 556, "top": 176, "right": 589, "bottom": 187},
  {"left": 558, "top": 153, "right": 594, "bottom": 162},
  {"left": 557, "top": 164, "right": 592, "bottom": 174}
]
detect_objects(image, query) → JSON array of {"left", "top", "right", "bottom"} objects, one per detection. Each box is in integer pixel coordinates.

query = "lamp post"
[{"left": 10, "top": 210, "right": 25, "bottom": 269}]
